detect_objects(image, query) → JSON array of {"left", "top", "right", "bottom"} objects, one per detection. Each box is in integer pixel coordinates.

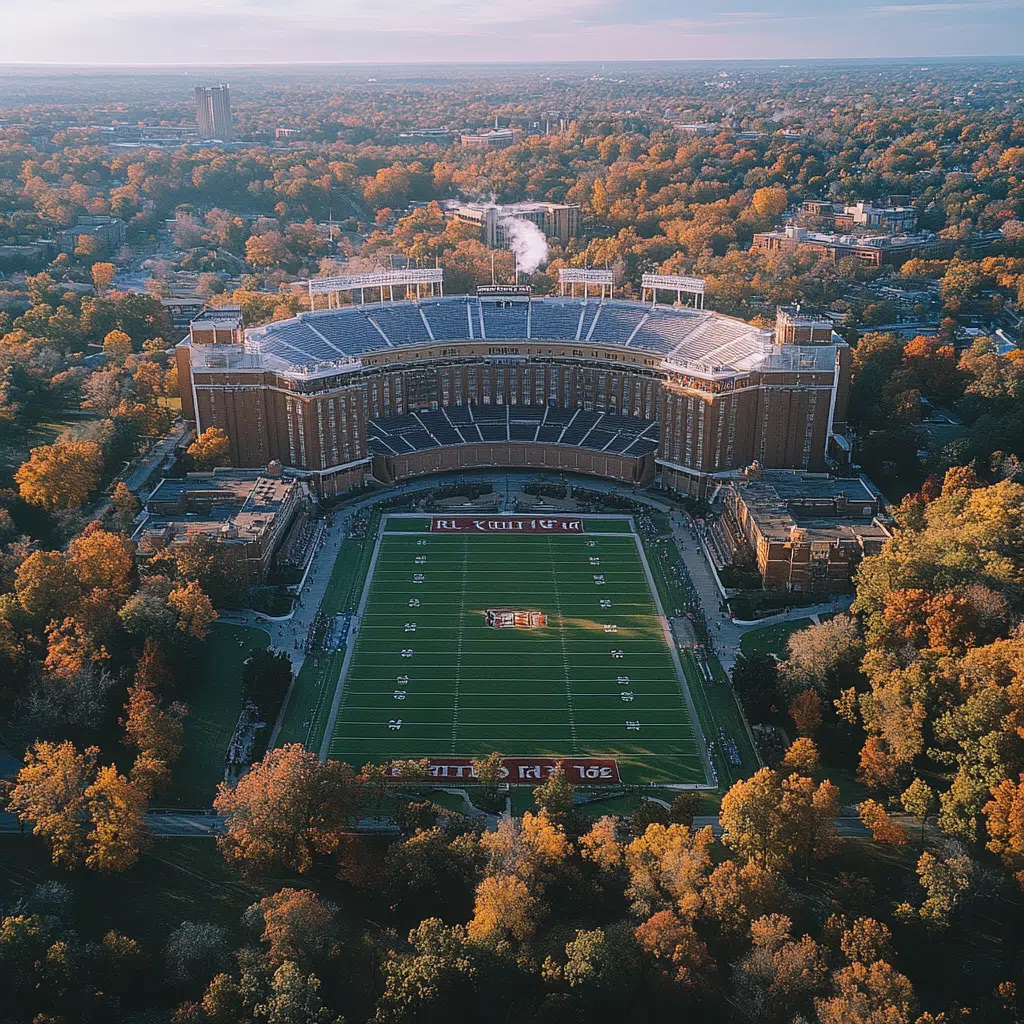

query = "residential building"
[
  {"left": 449, "top": 202, "right": 583, "bottom": 246},
  {"left": 459, "top": 128, "right": 521, "bottom": 150},
  {"left": 56, "top": 215, "right": 125, "bottom": 256},
  {"left": 194, "top": 84, "right": 233, "bottom": 142},
  {"left": 724, "top": 468, "right": 890, "bottom": 593},
  {"left": 133, "top": 465, "right": 305, "bottom": 581}
]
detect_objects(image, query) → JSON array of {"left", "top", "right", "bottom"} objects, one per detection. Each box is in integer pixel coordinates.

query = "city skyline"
[{"left": 1, "top": 0, "right": 1023, "bottom": 64}]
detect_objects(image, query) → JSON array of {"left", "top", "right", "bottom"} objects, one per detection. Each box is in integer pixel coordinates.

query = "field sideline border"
[
  {"left": 320, "top": 512, "right": 713, "bottom": 787},
  {"left": 628, "top": 526, "right": 714, "bottom": 789},
  {"left": 318, "top": 519, "right": 387, "bottom": 761}
]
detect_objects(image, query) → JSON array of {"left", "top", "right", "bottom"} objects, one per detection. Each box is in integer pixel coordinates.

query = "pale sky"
[{"left": 0, "top": 0, "right": 1021, "bottom": 63}]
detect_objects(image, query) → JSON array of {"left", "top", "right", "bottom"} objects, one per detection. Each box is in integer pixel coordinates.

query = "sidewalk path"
[{"left": 217, "top": 512, "right": 354, "bottom": 677}]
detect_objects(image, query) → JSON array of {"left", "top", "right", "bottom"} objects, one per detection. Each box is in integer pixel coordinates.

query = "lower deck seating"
[{"left": 367, "top": 404, "right": 658, "bottom": 458}]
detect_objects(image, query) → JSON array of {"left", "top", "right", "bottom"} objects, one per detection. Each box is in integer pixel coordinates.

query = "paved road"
[
  {"left": 217, "top": 512, "right": 354, "bottom": 678},
  {"left": 121, "top": 420, "right": 192, "bottom": 495},
  {"left": 0, "top": 809, "right": 871, "bottom": 838}
]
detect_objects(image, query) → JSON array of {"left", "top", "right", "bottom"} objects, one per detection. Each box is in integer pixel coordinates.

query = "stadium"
[
  {"left": 177, "top": 271, "right": 852, "bottom": 499},
  {"left": 174, "top": 271, "right": 852, "bottom": 787}
]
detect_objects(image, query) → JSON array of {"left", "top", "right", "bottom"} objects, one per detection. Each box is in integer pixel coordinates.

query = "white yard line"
[
  {"left": 451, "top": 539, "right": 469, "bottom": 753},
  {"left": 547, "top": 535, "right": 579, "bottom": 753}
]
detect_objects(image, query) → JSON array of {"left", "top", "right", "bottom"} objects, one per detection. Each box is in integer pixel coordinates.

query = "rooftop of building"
[
  {"left": 731, "top": 471, "right": 889, "bottom": 544},
  {"left": 760, "top": 225, "right": 935, "bottom": 248},
  {"left": 136, "top": 469, "right": 300, "bottom": 549},
  {"left": 146, "top": 467, "right": 296, "bottom": 509},
  {"left": 183, "top": 295, "right": 839, "bottom": 382}
]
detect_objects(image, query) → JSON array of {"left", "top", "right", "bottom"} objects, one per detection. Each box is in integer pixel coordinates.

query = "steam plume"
[{"left": 500, "top": 215, "right": 549, "bottom": 276}]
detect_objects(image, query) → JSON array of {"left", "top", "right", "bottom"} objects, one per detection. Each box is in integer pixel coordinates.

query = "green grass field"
[
  {"left": 168, "top": 624, "right": 270, "bottom": 806},
  {"left": 325, "top": 515, "right": 708, "bottom": 785}
]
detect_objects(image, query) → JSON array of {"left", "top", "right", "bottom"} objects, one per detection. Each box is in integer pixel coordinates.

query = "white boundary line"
[
  {"left": 322, "top": 512, "right": 714, "bottom": 786},
  {"left": 630, "top": 520, "right": 715, "bottom": 789},
  {"left": 318, "top": 522, "right": 386, "bottom": 762}
]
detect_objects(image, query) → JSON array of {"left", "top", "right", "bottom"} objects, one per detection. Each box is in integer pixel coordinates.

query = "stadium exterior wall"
[{"left": 179, "top": 308, "right": 848, "bottom": 499}]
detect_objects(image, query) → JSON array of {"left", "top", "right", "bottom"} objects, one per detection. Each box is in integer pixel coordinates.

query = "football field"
[{"left": 323, "top": 514, "right": 709, "bottom": 785}]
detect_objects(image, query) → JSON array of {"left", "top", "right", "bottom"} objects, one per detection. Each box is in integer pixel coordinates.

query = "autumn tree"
[
  {"left": 91, "top": 262, "right": 116, "bottom": 294},
  {"left": 780, "top": 615, "right": 863, "bottom": 697},
  {"left": 123, "top": 665, "right": 186, "bottom": 798},
  {"left": 8, "top": 741, "right": 98, "bottom": 868},
  {"left": 187, "top": 427, "right": 232, "bottom": 469},
  {"left": 480, "top": 809, "right": 572, "bottom": 893},
  {"left": 255, "top": 961, "right": 343, "bottom": 1024},
  {"left": 533, "top": 765, "right": 575, "bottom": 824},
  {"left": 471, "top": 750, "right": 504, "bottom": 807},
  {"left": 244, "top": 888, "right": 339, "bottom": 971},
  {"left": 720, "top": 768, "right": 791, "bottom": 872},
  {"left": 102, "top": 329, "right": 134, "bottom": 366},
  {"left": 901, "top": 778, "right": 936, "bottom": 848},
  {"left": 85, "top": 766, "right": 150, "bottom": 872},
  {"left": 168, "top": 580, "right": 218, "bottom": 639},
  {"left": 579, "top": 815, "right": 624, "bottom": 875},
  {"left": 633, "top": 909, "right": 711, "bottom": 990},
  {"left": 816, "top": 959, "right": 917, "bottom": 1024},
  {"left": 732, "top": 914, "right": 827, "bottom": 1023},
  {"left": 783, "top": 737, "right": 820, "bottom": 774},
  {"left": 68, "top": 525, "right": 134, "bottom": 597},
  {"left": 110, "top": 481, "right": 140, "bottom": 525},
  {"left": 214, "top": 744, "right": 358, "bottom": 878},
  {"left": 14, "top": 549, "right": 79, "bottom": 622},
  {"left": 789, "top": 689, "right": 823, "bottom": 737},
  {"left": 625, "top": 822, "right": 715, "bottom": 918},
  {"left": 15, "top": 438, "right": 104, "bottom": 509},
  {"left": 858, "top": 799, "right": 908, "bottom": 846},
  {"left": 751, "top": 186, "right": 788, "bottom": 218},
  {"left": 467, "top": 874, "right": 540, "bottom": 945}
]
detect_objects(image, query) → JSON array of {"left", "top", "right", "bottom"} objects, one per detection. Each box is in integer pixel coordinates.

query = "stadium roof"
[{"left": 199, "top": 297, "right": 835, "bottom": 381}]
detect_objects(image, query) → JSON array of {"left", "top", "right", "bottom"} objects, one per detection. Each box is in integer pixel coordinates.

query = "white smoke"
[{"left": 500, "top": 215, "right": 549, "bottom": 276}]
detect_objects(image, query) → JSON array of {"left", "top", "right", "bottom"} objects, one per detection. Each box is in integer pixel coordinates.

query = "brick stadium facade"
[{"left": 177, "top": 296, "right": 850, "bottom": 498}]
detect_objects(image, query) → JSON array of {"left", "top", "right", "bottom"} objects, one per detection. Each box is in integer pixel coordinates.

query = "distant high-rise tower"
[{"left": 194, "top": 84, "right": 233, "bottom": 142}]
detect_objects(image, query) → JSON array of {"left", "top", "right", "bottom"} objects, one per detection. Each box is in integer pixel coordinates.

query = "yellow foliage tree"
[
  {"left": 187, "top": 427, "right": 232, "bottom": 469},
  {"left": 103, "top": 329, "right": 134, "bottom": 366},
  {"left": 625, "top": 822, "right": 715, "bottom": 917},
  {"left": 467, "top": 874, "right": 540, "bottom": 945},
  {"left": 85, "top": 765, "right": 151, "bottom": 872},
  {"left": 68, "top": 525, "right": 135, "bottom": 597},
  {"left": 14, "top": 549, "right": 79, "bottom": 621},
  {"left": 168, "top": 580, "right": 218, "bottom": 638},
  {"left": 858, "top": 799, "right": 908, "bottom": 846},
  {"left": 579, "top": 815, "right": 623, "bottom": 874},
  {"left": 15, "top": 439, "right": 104, "bottom": 510},
  {"left": 8, "top": 741, "right": 99, "bottom": 868},
  {"left": 782, "top": 737, "right": 820, "bottom": 774},
  {"left": 91, "top": 262, "right": 116, "bottom": 294}
]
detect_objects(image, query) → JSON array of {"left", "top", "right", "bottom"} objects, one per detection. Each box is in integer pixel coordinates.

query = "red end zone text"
[
  {"left": 431, "top": 516, "right": 584, "bottom": 534},
  {"left": 386, "top": 756, "right": 620, "bottom": 784}
]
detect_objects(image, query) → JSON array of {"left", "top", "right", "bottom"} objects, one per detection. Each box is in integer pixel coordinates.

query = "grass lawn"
[
  {"left": 168, "top": 624, "right": 270, "bottom": 807},
  {"left": 326, "top": 514, "right": 706, "bottom": 786},
  {"left": 0, "top": 837, "right": 259, "bottom": 951},
  {"left": 680, "top": 649, "right": 759, "bottom": 789},
  {"left": 739, "top": 618, "right": 815, "bottom": 659}
]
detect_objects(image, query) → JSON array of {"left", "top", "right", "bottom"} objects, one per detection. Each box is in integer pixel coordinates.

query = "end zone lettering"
[
  {"left": 431, "top": 517, "right": 584, "bottom": 534},
  {"left": 386, "top": 756, "right": 620, "bottom": 785}
]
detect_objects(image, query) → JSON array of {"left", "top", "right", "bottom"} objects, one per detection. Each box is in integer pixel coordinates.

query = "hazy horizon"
[{"left": 2, "top": 1, "right": 1023, "bottom": 65}]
